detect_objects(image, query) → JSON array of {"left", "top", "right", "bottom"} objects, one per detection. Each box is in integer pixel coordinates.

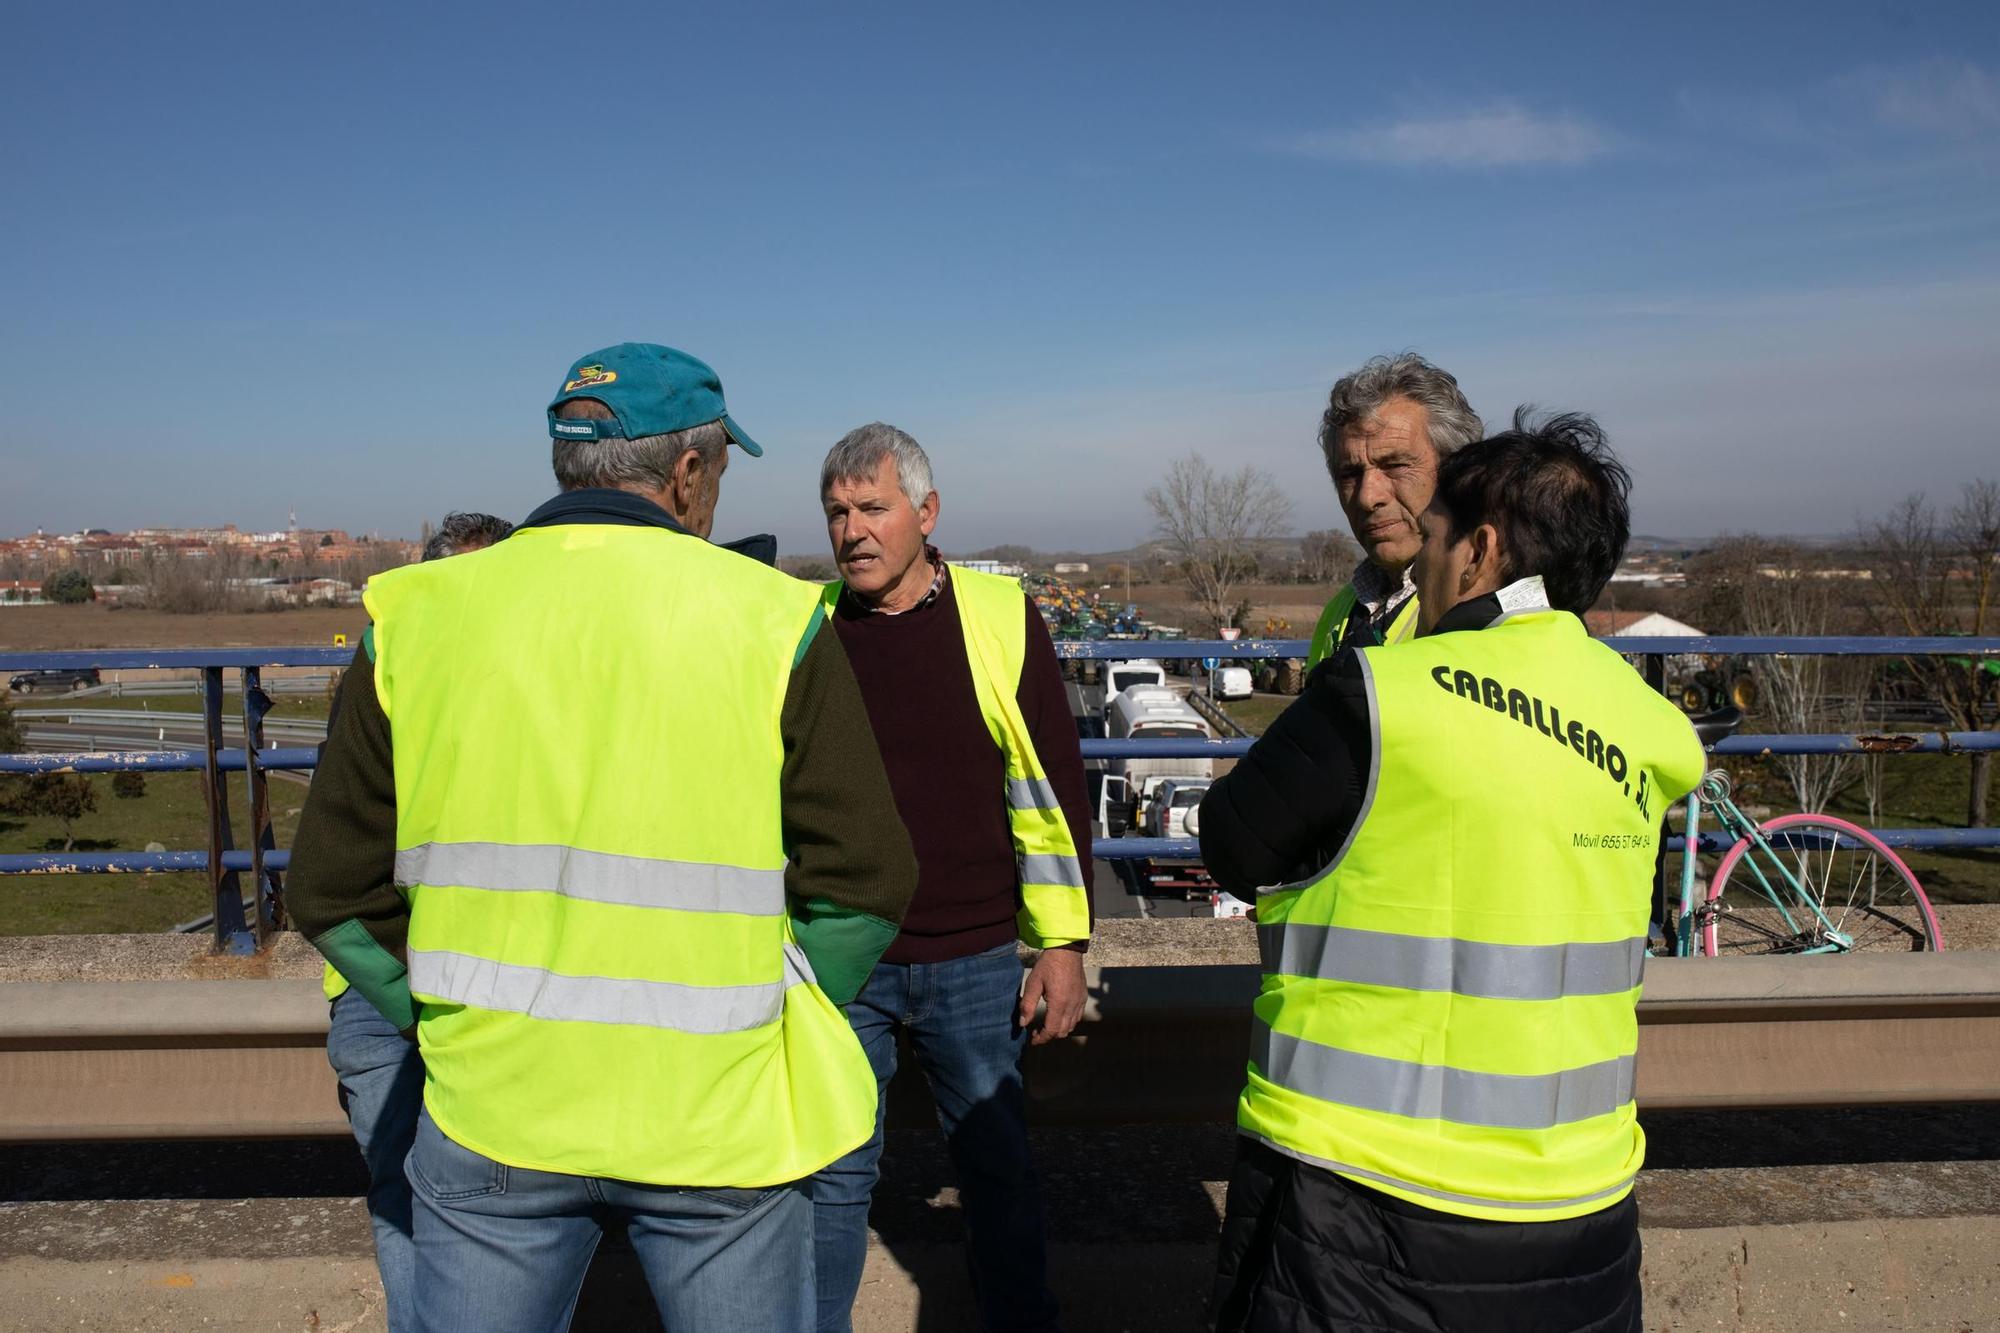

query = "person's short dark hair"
[
  {"left": 1432, "top": 408, "right": 1631, "bottom": 613},
  {"left": 422, "top": 512, "right": 515, "bottom": 563}
]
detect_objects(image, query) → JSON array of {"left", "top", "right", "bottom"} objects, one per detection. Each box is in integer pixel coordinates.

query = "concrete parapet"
[{"left": 1, "top": 936, "right": 1996, "bottom": 1143}]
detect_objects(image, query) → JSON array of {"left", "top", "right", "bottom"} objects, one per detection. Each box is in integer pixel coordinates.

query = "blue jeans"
[
  {"left": 327, "top": 988, "right": 426, "bottom": 1333},
  {"left": 812, "top": 941, "right": 1059, "bottom": 1333},
  {"left": 408, "top": 1107, "right": 816, "bottom": 1333}
]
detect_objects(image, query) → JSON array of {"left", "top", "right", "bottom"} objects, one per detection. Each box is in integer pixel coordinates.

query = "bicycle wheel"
[{"left": 1701, "top": 814, "right": 1943, "bottom": 956}]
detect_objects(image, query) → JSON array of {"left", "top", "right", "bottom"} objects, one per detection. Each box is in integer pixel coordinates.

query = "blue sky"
[{"left": 2, "top": 1, "right": 1996, "bottom": 555}]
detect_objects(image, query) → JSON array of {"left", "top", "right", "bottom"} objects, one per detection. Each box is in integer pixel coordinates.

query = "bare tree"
[
  {"left": 1297, "top": 529, "right": 1360, "bottom": 586},
  {"left": 1867, "top": 480, "right": 2000, "bottom": 826},
  {"left": 335, "top": 541, "right": 415, "bottom": 591},
  {"left": 138, "top": 547, "right": 260, "bottom": 614},
  {"left": 1695, "top": 538, "right": 1872, "bottom": 814},
  {"left": 1144, "top": 454, "right": 1294, "bottom": 634}
]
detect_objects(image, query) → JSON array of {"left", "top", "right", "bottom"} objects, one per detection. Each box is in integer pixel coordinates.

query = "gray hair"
[
  {"left": 1318, "top": 353, "right": 1482, "bottom": 482},
  {"left": 550, "top": 399, "right": 729, "bottom": 493},
  {"left": 422, "top": 512, "right": 514, "bottom": 562},
  {"left": 820, "top": 422, "right": 935, "bottom": 508}
]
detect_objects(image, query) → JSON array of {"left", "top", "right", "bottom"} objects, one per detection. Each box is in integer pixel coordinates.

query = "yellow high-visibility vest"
[
  {"left": 364, "top": 523, "right": 877, "bottom": 1188},
  {"left": 821, "top": 565, "right": 1090, "bottom": 948},
  {"left": 1305, "top": 582, "right": 1419, "bottom": 672},
  {"left": 1242, "top": 605, "right": 1703, "bottom": 1222}
]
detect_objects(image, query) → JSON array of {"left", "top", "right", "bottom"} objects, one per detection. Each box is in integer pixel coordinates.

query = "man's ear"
[
  {"left": 917, "top": 490, "right": 940, "bottom": 539},
  {"left": 672, "top": 447, "right": 708, "bottom": 504},
  {"left": 1464, "top": 522, "right": 1503, "bottom": 590}
]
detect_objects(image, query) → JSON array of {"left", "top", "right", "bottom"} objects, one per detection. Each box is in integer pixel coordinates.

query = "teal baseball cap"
[{"left": 546, "top": 343, "right": 763, "bottom": 457}]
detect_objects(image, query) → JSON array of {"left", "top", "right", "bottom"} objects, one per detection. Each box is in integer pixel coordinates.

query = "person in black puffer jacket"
[{"left": 1201, "top": 412, "right": 1703, "bottom": 1333}]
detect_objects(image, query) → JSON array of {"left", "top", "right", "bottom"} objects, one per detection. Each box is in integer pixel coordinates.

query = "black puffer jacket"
[
  {"left": 1199, "top": 594, "right": 1649, "bottom": 1333},
  {"left": 1212, "top": 1140, "right": 1642, "bottom": 1333},
  {"left": 1197, "top": 649, "right": 1373, "bottom": 897}
]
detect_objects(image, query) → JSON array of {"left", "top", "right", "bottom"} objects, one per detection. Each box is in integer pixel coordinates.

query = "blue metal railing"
[
  {"left": 3, "top": 637, "right": 1997, "bottom": 948},
  {"left": 1054, "top": 635, "right": 2000, "bottom": 862}
]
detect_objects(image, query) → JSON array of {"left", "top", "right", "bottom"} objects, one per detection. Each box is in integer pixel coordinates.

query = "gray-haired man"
[
  {"left": 1305, "top": 354, "right": 1483, "bottom": 668},
  {"left": 810, "top": 423, "right": 1094, "bottom": 1333}
]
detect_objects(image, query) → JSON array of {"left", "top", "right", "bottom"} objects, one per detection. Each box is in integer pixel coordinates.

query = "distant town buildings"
[
  {"left": 0, "top": 519, "right": 417, "bottom": 608},
  {"left": 0, "top": 521, "right": 415, "bottom": 572}
]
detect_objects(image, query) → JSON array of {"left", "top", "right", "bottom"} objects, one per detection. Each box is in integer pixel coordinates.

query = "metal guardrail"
[
  {"left": 38, "top": 675, "right": 336, "bottom": 700},
  {"left": 2, "top": 638, "right": 1997, "bottom": 950}
]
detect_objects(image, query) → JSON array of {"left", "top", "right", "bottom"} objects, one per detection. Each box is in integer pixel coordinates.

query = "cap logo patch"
[{"left": 563, "top": 365, "right": 618, "bottom": 392}]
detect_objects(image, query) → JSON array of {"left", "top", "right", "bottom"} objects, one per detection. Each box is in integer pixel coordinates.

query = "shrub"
[{"left": 44, "top": 569, "right": 95, "bottom": 604}]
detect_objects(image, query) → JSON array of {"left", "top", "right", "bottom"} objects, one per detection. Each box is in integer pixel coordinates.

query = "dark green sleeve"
[
  {"left": 781, "top": 623, "right": 918, "bottom": 1004},
  {"left": 289, "top": 645, "right": 414, "bottom": 1029}
]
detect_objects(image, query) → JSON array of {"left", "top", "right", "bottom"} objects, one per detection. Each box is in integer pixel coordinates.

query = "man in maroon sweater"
[{"left": 810, "top": 423, "right": 1093, "bottom": 1333}]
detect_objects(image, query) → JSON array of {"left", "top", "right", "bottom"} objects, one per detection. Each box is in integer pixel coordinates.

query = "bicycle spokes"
[{"left": 1704, "top": 815, "right": 1939, "bottom": 956}]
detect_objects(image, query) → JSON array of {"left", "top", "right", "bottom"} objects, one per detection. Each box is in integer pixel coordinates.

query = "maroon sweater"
[{"left": 832, "top": 568, "right": 1094, "bottom": 963}]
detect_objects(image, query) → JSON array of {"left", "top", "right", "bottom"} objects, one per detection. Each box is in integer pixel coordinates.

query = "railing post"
[
  {"left": 241, "top": 667, "right": 285, "bottom": 945},
  {"left": 201, "top": 667, "right": 252, "bottom": 955}
]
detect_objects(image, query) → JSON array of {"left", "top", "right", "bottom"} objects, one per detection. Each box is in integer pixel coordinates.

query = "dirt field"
[
  {"left": 1112, "top": 580, "right": 1334, "bottom": 636},
  {"left": 0, "top": 581, "right": 1336, "bottom": 653},
  {"left": 0, "top": 605, "right": 366, "bottom": 651}
]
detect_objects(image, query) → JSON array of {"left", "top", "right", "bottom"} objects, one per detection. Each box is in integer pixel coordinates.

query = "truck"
[{"left": 1099, "top": 687, "right": 1218, "bottom": 896}]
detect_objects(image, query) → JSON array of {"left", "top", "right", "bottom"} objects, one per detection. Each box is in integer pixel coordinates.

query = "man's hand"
[{"left": 1017, "top": 947, "right": 1087, "bottom": 1046}]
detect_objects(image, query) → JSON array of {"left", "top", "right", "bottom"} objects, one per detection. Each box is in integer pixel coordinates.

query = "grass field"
[
  {"left": 1220, "top": 693, "right": 1290, "bottom": 735},
  {"left": 0, "top": 768, "right": 305, "bottom": 934}
]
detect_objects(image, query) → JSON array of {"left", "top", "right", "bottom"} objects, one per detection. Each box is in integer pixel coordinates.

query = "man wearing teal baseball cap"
[
  {"left": 290, "top": 341, "right": 917, "bottom": 1333},
  {"left": 546, "top": 341, "right": 766, "bottom": 452},
  {"left": 542, "top": 342, "right": 764, "bottom": 542}
]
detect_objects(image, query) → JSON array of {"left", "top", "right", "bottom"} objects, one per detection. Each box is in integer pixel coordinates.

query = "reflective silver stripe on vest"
[
  {"left": 1019, "top": 852, "right": 1087, "bottom": 889},
  {"left": 1252, "top": 1021, "right": 1635, "bottom": 1131},
  {"left": 1006, "top": 776, "right": 1062, "bottom": 811},
  {"left": 1258, "top": 924, "right": 1645, "bottom": 1001},
  {"left": 1241, "top": 1129, "right": 1638, "bottom": 1216},
  {"left": 407, "top": 943, "right": 816, "bottom": 1034},
  {"left": 396, "top": 842, "right": 785, "bottom": 917}
]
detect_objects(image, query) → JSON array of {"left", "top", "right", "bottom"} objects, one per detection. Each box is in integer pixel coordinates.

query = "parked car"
[
  {"left": 8, "top": 668, "right": 101, "bottom": 693},
  {"left": 1141, "top": 777, "right": 1211, "bottom": 841}
]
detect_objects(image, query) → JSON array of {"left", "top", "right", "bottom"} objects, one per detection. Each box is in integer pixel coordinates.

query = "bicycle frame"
[{"left": 1671, "top": 771, "right": 1853, "bottom": 956}]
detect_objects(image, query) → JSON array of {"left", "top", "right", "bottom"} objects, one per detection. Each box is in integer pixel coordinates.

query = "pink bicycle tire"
[{"left": 1701, "top": 813, "right": 1944, "bottom": 957}]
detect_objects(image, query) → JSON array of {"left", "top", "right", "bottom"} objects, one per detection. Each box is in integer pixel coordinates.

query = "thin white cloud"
[
  {"left": 1281, "top": 103, "right": 1613, "bottom": 168},
  {"left": 1848, "top": 58, "right": 2000, "bottom": 139},
  {"left": 1685, "top": 60, "right": 2000, "bottom": 153}
]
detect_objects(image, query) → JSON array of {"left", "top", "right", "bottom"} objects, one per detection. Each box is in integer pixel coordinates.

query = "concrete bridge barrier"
[{"left": 3, "top": 926, "right": 1996, "bottom": 1143}]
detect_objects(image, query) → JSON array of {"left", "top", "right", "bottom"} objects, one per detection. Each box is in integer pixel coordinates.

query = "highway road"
[{"left": 1068, "top": 672, "right": 1222, "bottom": 922}]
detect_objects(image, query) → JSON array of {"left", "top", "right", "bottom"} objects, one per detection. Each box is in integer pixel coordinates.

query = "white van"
[{"left": 1214, "top": 666, "right": 1254, "bottom": 701}]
